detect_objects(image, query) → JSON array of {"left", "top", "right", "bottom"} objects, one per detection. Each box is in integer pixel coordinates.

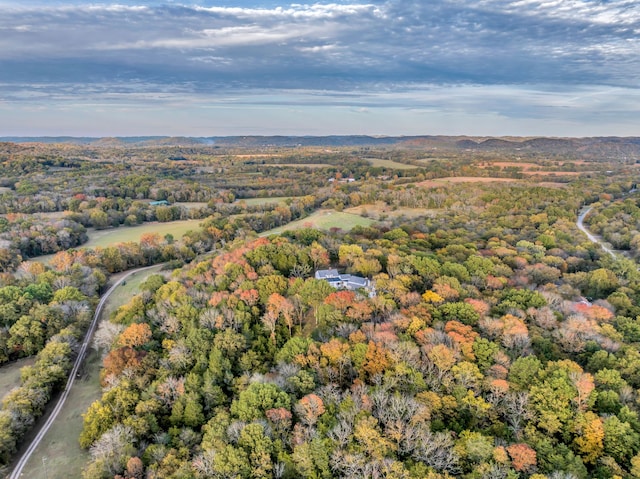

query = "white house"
[{"left": 315, "top": 269, "right": 375, "bottom": 296}]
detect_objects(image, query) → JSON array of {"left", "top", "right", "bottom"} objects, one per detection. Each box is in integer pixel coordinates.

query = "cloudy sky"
[{"left": 0, "top": 0, "right": 639, "bottom": 137}]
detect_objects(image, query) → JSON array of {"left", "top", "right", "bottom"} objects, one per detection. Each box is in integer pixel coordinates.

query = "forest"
[{"left": 0, "top": 137, "right": 639, "bottom": 478}]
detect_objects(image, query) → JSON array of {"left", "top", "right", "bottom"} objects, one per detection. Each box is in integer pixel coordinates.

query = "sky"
[{"left": 0, "top": 0, "right": 639, "bottom": 137}]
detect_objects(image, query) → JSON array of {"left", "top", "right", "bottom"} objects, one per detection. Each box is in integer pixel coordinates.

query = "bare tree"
[
  {"left": 192, "top": 449, "right": 216, "bottom": 478},
  {"left": 92, "top": 321, "right": 125, "bottom": 356},
  {"left": 328, "top": 419, "right": 353, "bottom": 448},
  {"left": 89, "top": 424, "right": 136, "bottom": 477},
  {"left": 503, "top": 391, "right": 531, "bottom": 440},
  {"left": 409, "top": 428, "right": 460, "bottom": 475}
]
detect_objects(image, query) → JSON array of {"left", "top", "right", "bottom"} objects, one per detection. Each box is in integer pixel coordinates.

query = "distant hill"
[
  {"left": 0, "top": 136, "right": 205, "bottom": 147},
  {"left": 2, "top": 135, "right": 640, "bottom": 159}
]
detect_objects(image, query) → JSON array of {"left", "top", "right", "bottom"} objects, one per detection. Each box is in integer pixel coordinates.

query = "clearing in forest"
[
  {"left": 174, "top": 202, "right": 209, "bottom": 210},
  {"left": 415, "top": 177, "right": 521, "bottom": 187},
  {"left": 31, "top": 219, "right": 201, "bottom": 264},
  {"left": 82, "top": 219, "right": 201, "bottom": 249},
  {"left": 525, "top": 171, "right": 585, "bottom": 176},
  {"left": 477, "top": 161, "right": 541, "bottom": 170},
  {"left": 256, "top": 163, "right": 333, "bottom": 168},
  {"left": 234, "top": 196, "right": 294, "bottom": 206},
  {"left": 0, "top": 357, "right": 35, "bottom": 398},
  {"left": 263, "top": 210, "right": 374, "bottom": 235},
  {"left": 345, "top": 204, "right": 437, "bottom": 220},
  {"left": 365, "top": 158, "right": 418, "bottom": 169}
]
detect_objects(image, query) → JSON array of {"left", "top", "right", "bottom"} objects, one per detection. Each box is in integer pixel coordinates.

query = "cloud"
[
  {"left": 0, "top": 1, "right": 639, "bottom": 135},
  {"left": 0, "top": 0, "right": 637, "bottom": 88}
]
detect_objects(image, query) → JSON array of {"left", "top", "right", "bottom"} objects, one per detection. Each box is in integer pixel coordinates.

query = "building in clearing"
[{"left": 315, "top": 269, "right": 375, "bottom": 296}]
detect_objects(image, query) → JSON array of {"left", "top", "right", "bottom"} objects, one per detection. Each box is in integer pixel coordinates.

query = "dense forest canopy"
[{"left": 0, "top": 138, "right": 639, "bottom": 478}]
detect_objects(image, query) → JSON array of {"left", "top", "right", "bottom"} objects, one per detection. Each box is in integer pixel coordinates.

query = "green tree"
[
  {"left": 603, "top": 415, "right": 639, "bottom": 465},
  {"left": 8, "top": 315, "right": 46, "bottom": 356},
  {"left": 231, "top": 383, "right": 291, "bottom": 421}
]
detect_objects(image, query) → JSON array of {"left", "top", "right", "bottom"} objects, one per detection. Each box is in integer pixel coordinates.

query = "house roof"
[
  {"left": 315, "top": 269, "right": 371, "bottom": 291},
  {"left": 340, "top": 275, "right": 368, "bottom": 286},
  {"left": 315, "top": 269, "right": 339, "bottom": 280}
]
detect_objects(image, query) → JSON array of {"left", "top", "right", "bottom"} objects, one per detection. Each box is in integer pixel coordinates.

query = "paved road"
[
  {"left": 576, "top": 206, "right": 617, "bottom": 260},
  {"left": 8, "top": 264, "right": 160, "bottom": 479}
]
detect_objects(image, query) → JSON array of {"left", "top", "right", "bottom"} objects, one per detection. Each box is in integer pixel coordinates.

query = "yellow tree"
[
  {"left": 574, "top": 412, "right": 604, "bottom": 464},
  {"left": 117, "top": 323, "right": 152, "bottom": 348}
]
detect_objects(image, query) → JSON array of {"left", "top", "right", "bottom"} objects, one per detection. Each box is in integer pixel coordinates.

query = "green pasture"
[
  {"left": 18, "top": 350, "right": 101, "bottom": 478},
  {"left": 175, "top": 202, "right": 209, "bottom": 210},
  {"left": 102, "top": 264, "right": 165, "bottom": 320},
  {"left": 33, "top": 219, "right": 202, "bottom": 264},
  {"left": 235, "top": 196, "right": 294, "bottom": 206},
  {"left": 365, "top": 158, "right": 419, "bottom": 169},
  {"left": 263, "top": 210, "right": 375, "bottom": 235},
  {"left": 83, "top": 219, "right": 201, "bottom": 249},
  {"left": 345, "top": 204, "right": 437, "bottom": 220},
  {"left": 0, "top": 357, "right": 35, "bottom": 399},
  {"left": 260, "top": 163, "right": 332, "bottom": 168}
]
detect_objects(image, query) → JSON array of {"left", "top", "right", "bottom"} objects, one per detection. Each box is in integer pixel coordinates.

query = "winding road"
[
  {"left": 9, "top": 264, "right": 160, "bottom": 479},
  {"left": 576, "top": 206, "right": 617, "bottom": 260},
  {"left": 576, "top": 206, "right": 617, "bottom": 259}
]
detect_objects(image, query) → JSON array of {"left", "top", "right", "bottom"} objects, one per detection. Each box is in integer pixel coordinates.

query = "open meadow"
[
  {"left": 365, "top": 158, "right": 418, "bottom": 169},
  {"left": 263, "top": 209, "right": 374, "bottom": 235},
  {"left": 82, "top": 220, "right": 201, "bottom": 249},
  {"left": 16, "top": 350, "right": 101, "bottom": 479},
  {"left": 174, "top": 202, "right": 209, "bottom": 210},
  {"left": 344, "top": 204, "right": 438, "bottom": 220},
  {"left": 260, "top": 163, "right": 332, "bottom": 168},
  {"left": 234, "top": 196, "right": 294, "bottom": 206},
  {"left": 0, "top": 357, "right": 35, "bottom": 399},
  {"left": 415, "top": 177, "right": 522, "bottom": 188},
  {"left": 33, "top": 219, "right": 202, "bottom": 264}
]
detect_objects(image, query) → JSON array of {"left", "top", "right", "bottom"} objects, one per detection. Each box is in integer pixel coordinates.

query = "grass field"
[
  {"left": 83, "top": 220, "right": 201, "bottom": 249},
  {"left": 18, "top": 265, "right": 165, "bottom": 479},
  {"left": 416, "top": 177, "right": 522, "bottom": 188},
  {"left": 524, "top": 171, "right": 585, "bottom": 176},
  {"left": 538, "top": 182, "right": 569, "bottom": 188},
  {"left": 477, "top": 161, "right": 541, "bottom": 170},
  {"left": 175, "top": 202, "right": 209, "bottom": 210},
  {"left": 235, "top": 196, "right": 294, "bottom": 206},
  {"left": 0, "top": 357, "right": 35, "bottom": 399},
  {"left": 345, "top": 204, "right": 437, "bottom": 220},
  {"left": 33, "top": 211, "right": 70, "bottom": 219},
  {"left": 365, "top": 158, "right": 419, "bottom": 169},
  {"left": 32, "top": 219, "right": 202, "bottom": 264},
  {"left": 102, "top": 264, "right": 165, "bottom": 320},
  {"left": 261, "top": 163, "right": 332, "bottom": 168},
  {"left": 263, "top": 210, "right": 375, "bottom": 235}
]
